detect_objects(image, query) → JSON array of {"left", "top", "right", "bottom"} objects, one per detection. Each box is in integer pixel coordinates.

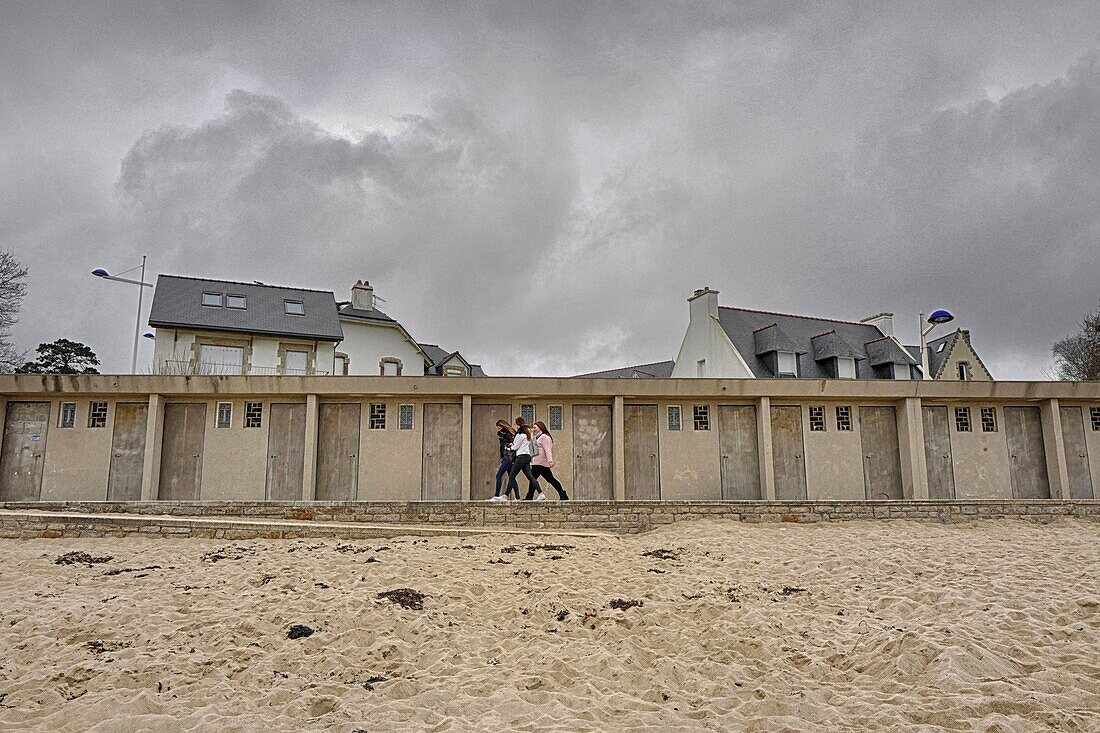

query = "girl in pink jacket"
[{"left": 526, "top": 421, "right": 570, "bottom": 501}]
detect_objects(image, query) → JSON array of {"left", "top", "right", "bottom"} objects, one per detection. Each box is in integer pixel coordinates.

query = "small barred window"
[
  {"left": 520, "top": 404, "right": 535, "bottom": 424},
  {"left": 693, "top": 405, "right": 710, "bottom": 431},
  {"left": 954, "top": 407, "right": 971, "bottom": 432},
  {"left": 667, "top": 405, "right": 682, "bottom": 431},
  {"left": 88, "top": 401, "right": 108, "bottom": 428},
  {"left": 1091, "top": 407, "right": 1100, "bottom": 431},
  {"left": 548, "top": 405, "right": 563, "bottom": 431},
  {"left": 244, "top": 401, "right": 263, "bottom": 428},
  {"left": 980, "top": 407, "right": 997, "bottom": 432},
  {"left": 59, "top": 402, "right": 76, "bottom": 428},
  {"left": 809, "top": 406, "right": 825, "bottom": 432},
  {"left": 835, "top": 406, "right": 852, "bottom": 431},
  {"left": 216, "top": 402, "right": 232, "bottom": 429},
  {"left": 398, "top": 404, "right": 413, "bottom": 430},
  {"left": 369, "top": 403, "right": 387, "bottom": 430}
]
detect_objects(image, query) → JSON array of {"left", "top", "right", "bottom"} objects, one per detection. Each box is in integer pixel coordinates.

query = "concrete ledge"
[{"left": 1, "top": 499, "right": 1098, "bottom": 538}]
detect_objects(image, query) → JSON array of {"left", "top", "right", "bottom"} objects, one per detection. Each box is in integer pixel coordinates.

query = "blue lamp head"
[
  {"left": 91, "top": 268, "right": 109, "bottom": 278},
  {"left": 927, "top": 309, "right": 954, "bottom": 325},
  {"left": 142, "top": 332, "right": 155, "bottom": 340}
]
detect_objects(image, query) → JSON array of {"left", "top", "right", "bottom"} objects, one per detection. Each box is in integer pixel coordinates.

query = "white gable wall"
[
  {"left": 671, "top": 289, "right": 755, "bottom": 379},
  {"left": 339, "top": 319, "right": 425, "bottom": 376}
]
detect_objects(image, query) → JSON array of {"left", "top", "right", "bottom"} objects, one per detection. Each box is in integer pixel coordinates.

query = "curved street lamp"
[
  {"left": 91, "top": 256, "right": 153, "bottom": 374},
  {"left": 919, "top": 309, "right": 955, "bottom": 380}
]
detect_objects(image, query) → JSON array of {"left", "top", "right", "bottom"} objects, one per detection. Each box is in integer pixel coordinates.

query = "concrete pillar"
[
  {"left": 897, "top": 397, "right": 929, "bottom": 500},
  {"left": 757, "top": 397, "right": 776, "bottom": 500},
  {"left": 612, "top": 396, "right": 626, "bottom": 501},
  {"left": 461, "top": 394, "right": 472, "bottom": 501},
  {"left": 301, "top": 394, "right": 319, "bottom": 501},
  {"left": 140, "top": 393, "right": 164, "bottom": 500},
  {"left": 1040, "top": 398, "right": 1070, "bottom": 499}
]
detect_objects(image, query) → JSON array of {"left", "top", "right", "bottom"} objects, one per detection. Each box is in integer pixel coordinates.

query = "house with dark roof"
[
  {"left": 577, "top": 286, "right": 992, "bottom": 381},
  {"left": 149, "top": 276, "right": 485, "bottom": 377}
]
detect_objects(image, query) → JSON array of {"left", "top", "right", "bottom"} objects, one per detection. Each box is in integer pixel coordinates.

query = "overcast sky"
[{"left": 2, "top": 1, "right": 1099, "bottom": 377}]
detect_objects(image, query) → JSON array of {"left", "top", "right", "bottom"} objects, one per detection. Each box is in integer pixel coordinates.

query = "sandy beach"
[{"left": 1, "top": 518, "right": 1098, "bottom": 732}]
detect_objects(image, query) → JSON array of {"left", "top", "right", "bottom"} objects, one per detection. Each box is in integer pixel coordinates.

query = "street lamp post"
[
  {"left": 919, "top": 309, "right": 955, "bottom": 380},
  {"left": 92, "top": 256, "right": 153, "bottom": 374}
]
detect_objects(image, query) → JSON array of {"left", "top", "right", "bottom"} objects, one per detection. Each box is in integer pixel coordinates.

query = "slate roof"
[
  {"left": 148, "top": 275, "right": 343, "bottom": 341},
  {"left": 865, "top": 335, "right": 918, "bottom": 367},
  {"left": 716, "top": 307, "right": 912, "bottom": 379},
  {"left": 753, "top": 324, "right": 804, "bottom": 356},
  {"left": 810, "top": 330, "right": 863, "bottom": 360},
  {"left": 336, "top": 304, "right": 400, "bottom": 326},
  {"left": 418, "top": 343, "right": 487, "bottom": 377},
  {"left": 904, "top": 329, "right": 990, "bottom": 380},
  {"left": 575, "top": 360, "right": 677, "bottom": 378}
]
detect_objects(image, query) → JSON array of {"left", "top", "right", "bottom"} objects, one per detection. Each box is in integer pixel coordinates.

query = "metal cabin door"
[
  {"left": 921, "top": 406, "right": 956, "bottom": 499},
  {"left": 0, "top": 402, "right": 50, "bottom": 501},
  {"left": 266, "top": 403, "right": 306, "bottom": 501},
  {"left": 471, "top": 404, "right": 510, "bottom": 501},
  {"left": 1060, "top": 406, "right": 1094, "bottom": 500},
  {"left": 770, "top": 405, "right": 807, "bottom": 500},
  {"left": 315, "top": 403, "right": 361, "bottom": 501},
  {"left": 1004, "top": 406, "right": 1051, "bottom": 499},
  {"left": 718, "top": 405, "right": 761, "bottom": 500},
  {"left": 422, "top": 404, "right": 463, "bottom": 500},
  {"left": 860, "top": 406, "right": 904, "bottom": 500},
  {"left": 158, "top": 403, "right": 206, "bottom": 500},
  {"left": 573, "top": 405, "right": 613, "bottom": 500},
  {"left": 107, "top": 403, "right": 148, "bottom": 501},
  {"left": 624, "top": 405, "right": 660, "bottom": 500}
]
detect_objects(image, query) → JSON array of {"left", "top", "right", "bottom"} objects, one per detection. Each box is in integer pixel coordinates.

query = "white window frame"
[
  {"left": 283, "top": 349, "right": 309, "bottom": 375},
  {"left": 59, "top": 402, "right": 76, "bottom": 428},
  {"left": 520, "top": 404, "right": 535, "bottom": 424},
  {"left": 201, "top": 292, "right": 223, "bottom": 307},
  {"left": 777, "top": 351, "right": 798, "bottom": 377},
  {"left": 284, "top": 299, "right": 305, "bottom": 316},
  {"left": 667, "top": 405, "right": 682, "bottom": 431},
  {"left": 216, "top": 402, "right": 233, "bottom": 429},
  {"left": 226, "top": 294, "right": 247, "bottom": 310},
  {"left": 893, "top": 363, "right": 911, "bottom": 380},
  {"left": 957, "top": 361, "right": 971, "bottom": 381},
  {"left": 696, "top": 359, "right": 706, "bottom": 377},
  {"left": 836, "top": 357, "right": 856, "bottom": 379},
  {"left": 548, "top": 405, "right": 564, "bottom": 431},
  {"left": 398, "top": 404, "right": 414, "bottom": 430}
]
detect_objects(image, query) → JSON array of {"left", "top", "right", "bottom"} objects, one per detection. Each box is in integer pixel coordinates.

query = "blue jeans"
[{"left": 494, "top": 457, "right": 512, "bottom": 497}]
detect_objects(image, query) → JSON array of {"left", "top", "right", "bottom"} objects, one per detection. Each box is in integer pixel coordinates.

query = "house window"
[
  {"left": 954, "top": 407, "right": 971, "bottom": 432},
  {"left": 837, "top": 357, "right": 856, "bottom": 379},
  {"left": 520, "top": 404, "right": 535, "bottom": 424},
  {"left": 59, "top": 402, "right": 76, "bottom": 428},
  {"left": 398, "top": 404, "right": 414, "bottom": 430},
  {"left": 667, "top": 405, "right": 682, "bottom": 431},
  {"left": 1092, "top": 407, "right": 1100, "bottom": 431},
  {"left": 957, "top": 362, "right": 971, "bottom": 381},
  {"left": 836, "top": 406, "right": 852, "bottom": 431},
  {"left": 809, "top": 406, "right": 825, "bottom": 431},
  {"left": 379, "top": 358, "right": 402, "bottom": 376},
  {"left": 283, "top": 349, "right": 309, "bottom": 375},
  {"left": 893, "top": 363, "right": 911, "bottom": 380},
  {"left": 199, "top": 344, "right": 244, "bottom": 375},
  {"left": 88, "top": 401, "right": 108, "bottom": 428},
  {"left": 216, "top": 402, "right": 232, "bottom": 429},
  {"left": 777, "top": 351, "right": 798, "bottom": 377},
  {"left": 693, "top": 405, "right": 710, "bottom": 431},
  {"left": 548, "top": 405, "right": 564, "bottom": 431},
  {"left": 284, "top": 300, "right": 305, "bottom": 316},
  {"left": 443, "top": 365, "right": 467, "bottom": 377},
  {"left": 369, "top": 403, "right": 387, "bottom": 430},
  {"left": 334, "top": 354, "right": 349, "bottom": 375},
  {"left": 696, "top": 359, "right": 706, "bottom": 377},
  {"left": 980, "top": 407, "right": 997, "bottom": 432},
  {"left": 201, "top": 292, "right": 223, "bottom": 307},
  {"left": 226, "top": 294, "right": 247, "bottom": 309},
  {"left": 244, "top": 401, "right": 263, "bottom": 428}
]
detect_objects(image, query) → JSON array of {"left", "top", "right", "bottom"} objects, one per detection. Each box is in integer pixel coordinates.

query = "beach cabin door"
[
  {"left": 770, "top": 405, "right": 807, "bottom": 500},
  {"left": 0, "top": 401, "right": 50, "bottom": 501},
  {"left": 573, "top": 405, "right": 613, "bottom": 500},
  {"left": 624, "top": 405, "right": 660, "bottom": 500},
  {"left": 471, "top": 404, "right": 510, "bottom": 501},
  {"left": 159, "top": 403, "right": 206, "bottom": 500},
  {"left": 860, "top": 406, "right": 904, "bottom": 500},
  {"left": 1059, "top": 406, "right": 1094, "bottom": 499},
  {"left": 921, "top": 406, "right": 956, "bottom": 499},
  {"left": 1004, "top": 406, "right": 1051, "bottom": 499},
  {"left": 315, "top": 403, "right": 360, "bottom": 500},
  {"left": 266, "top": 403, "right": 306, "bottom": 501},
  {"left": 423, "top": 403, "right": 462, "bottom": 500},
  {"left": 718, "top": 405, "right": 761, "bottom": 500},
  {"left": 107, "top": 402, "right": 148, "bottom": 501}
]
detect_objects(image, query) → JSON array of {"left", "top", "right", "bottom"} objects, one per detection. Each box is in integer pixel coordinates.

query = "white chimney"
[
  {"left": 351, "top": 280, "right": 374, "bottom": 311},
  {"left": 688, "top": 286, "right": 720, "bottom": 324},
  {"left": 860, "top": 312, "right": 894, "bottom": 337}
]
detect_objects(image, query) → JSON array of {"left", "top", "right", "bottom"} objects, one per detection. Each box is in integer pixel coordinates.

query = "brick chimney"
[
  {"left": 860, "top": 312, "right": 894, "bottom": 337},
  {"left": 351, "top": 280, "right": 374, "bottom": 311}
]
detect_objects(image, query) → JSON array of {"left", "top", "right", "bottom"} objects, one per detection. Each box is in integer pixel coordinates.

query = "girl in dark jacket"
[{"left": 490, "top": 419, "right": 515, "bottom": 500}]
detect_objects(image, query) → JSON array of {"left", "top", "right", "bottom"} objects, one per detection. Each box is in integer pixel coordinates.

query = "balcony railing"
[{"left": 158, "top": 360, "right": 331, "bottom": 376}]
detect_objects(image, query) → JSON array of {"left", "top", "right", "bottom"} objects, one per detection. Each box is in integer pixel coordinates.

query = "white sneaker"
[
  {"left": 487, "top": 495, "right": 505, "bottom": 502},
  {"left": 535, "top": 492, "right": 547, "bottom": 502}
]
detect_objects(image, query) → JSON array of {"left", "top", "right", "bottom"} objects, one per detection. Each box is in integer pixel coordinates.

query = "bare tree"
[
  {"left": 1053, "top": 300, "right": 1100, "bottom": 381},
  {"left": 0, "top": 251, "right": 28, "bottom": 372}
]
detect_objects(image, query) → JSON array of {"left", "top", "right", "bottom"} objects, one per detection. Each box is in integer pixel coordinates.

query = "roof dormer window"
[
  {"left": 226, "top": 294, "right": 247, "bottom": 309},
  {"left": 777, "top": 351, "right": 798, "bottom": 378},
  {"left": 284, "top": 299, "right": 305, "bottom": 316},
  {"left": 836, "top": 356, "right": 856, "bottom": 379},
  {"left": 201, "top": 292, "right": 223, "bottom": 307}
]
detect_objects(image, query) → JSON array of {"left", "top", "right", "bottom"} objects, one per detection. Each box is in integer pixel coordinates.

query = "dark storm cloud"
[{"left": 2, "top": 1, "right": 1099, "bottom": 376}]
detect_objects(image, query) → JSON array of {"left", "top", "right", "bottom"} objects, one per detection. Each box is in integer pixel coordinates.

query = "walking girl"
[
  {"left": 527, "top": 420, "right": 569, "bottom": 501},
  {"left": 490, "top": 419, "right": 515, "bottom": 501},
  {"left": 492, "top": 419, "right": 539, "bottom": 502}
]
